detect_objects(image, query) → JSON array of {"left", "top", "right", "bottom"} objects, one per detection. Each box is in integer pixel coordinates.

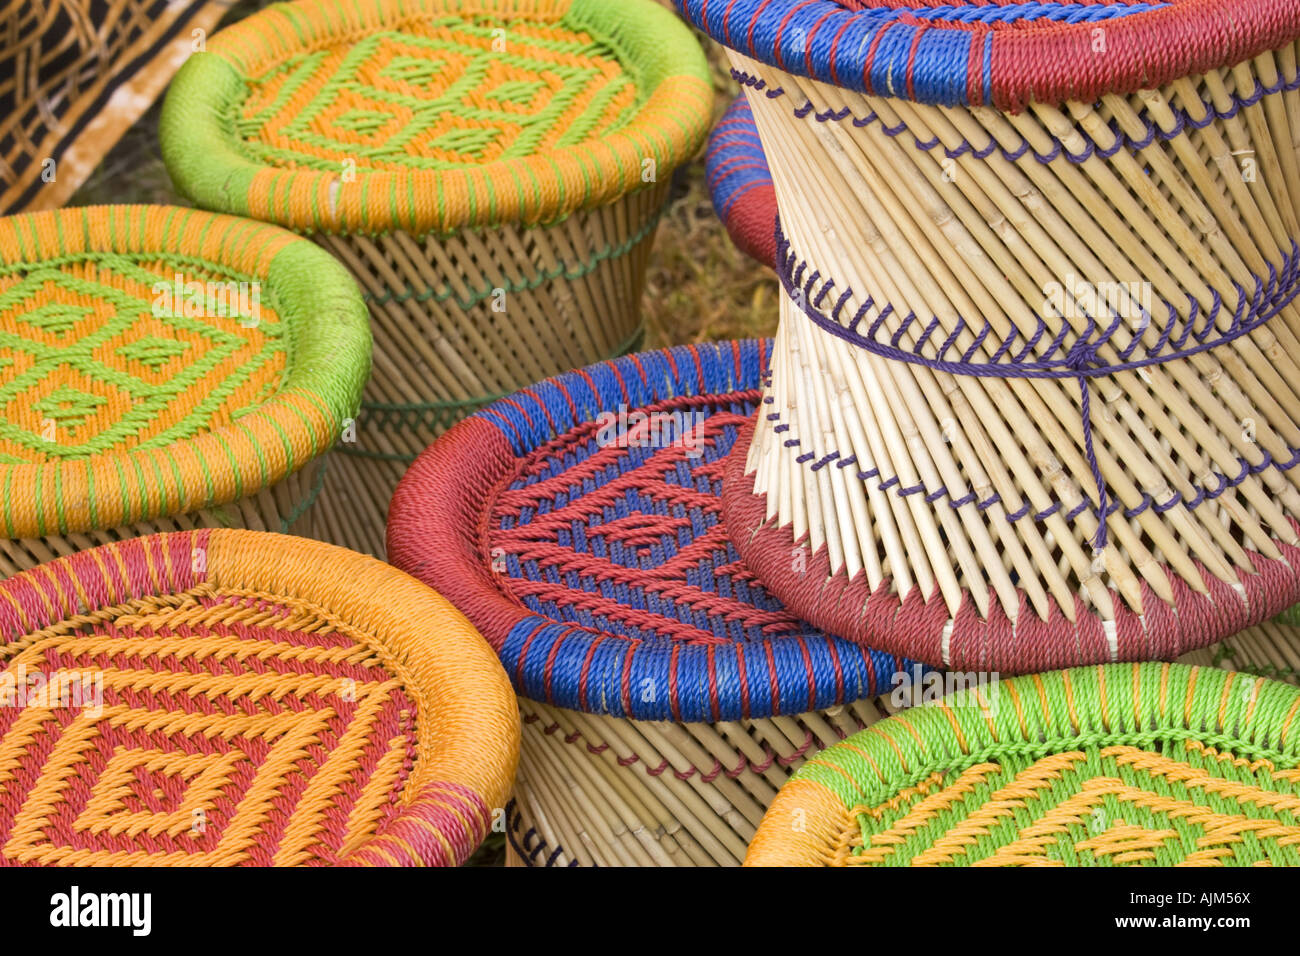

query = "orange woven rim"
[{"left": 0, "top": 529, "right": 519, "bottom": 866}]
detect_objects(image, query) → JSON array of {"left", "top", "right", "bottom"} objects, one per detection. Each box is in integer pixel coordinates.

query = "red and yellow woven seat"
[
  {"left": 160, "top": 0, "right": 713, "bottom": 560},
  {"left": 0, "top": 205, "right": 369, "bottom": 576},
  {"left": 748, "top": 663, "right": 1300, "bottom": 867},
  {"left": 0, "top": 529, "right": 519, "bottom": 866},
  {"left": 388, "top": 340, "right": 920, "bottom": 866}
]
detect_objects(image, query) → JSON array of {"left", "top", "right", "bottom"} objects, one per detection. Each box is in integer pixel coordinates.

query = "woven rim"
[
  {"left": 746, "top": 662, "right": 1300, "bottom": 866},
  {"left": 0, "top": 0, "right": 230, "bottom": 214},
  {"left": 722, "top": 420, "right": 1300, "bottom": 673},
  {"left": 387, "top": 339, "right": 913, "bottom": 723},
  {"left": 706, "top": 96, "right": 777, "bottom": 269},
  {"left": 161, "top": 0, "right": 712, "bottom": 234},
  {"left": 0, "top": 529, "right": 520, "bottom": 866},
  {"left": 676, "top": 0, "right": 1300, "bottom": 111},
  {"left": 0, "top": 205, "right": 370, "bottom": 538}
]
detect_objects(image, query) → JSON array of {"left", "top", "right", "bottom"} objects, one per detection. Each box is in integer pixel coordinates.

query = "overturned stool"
[{"left": 676, "top": 0, "right": 1300, "bottom": 672}]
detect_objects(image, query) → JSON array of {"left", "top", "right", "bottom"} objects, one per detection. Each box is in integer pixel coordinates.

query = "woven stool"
[
  {"left": 0, "top": 0, "right": 230, "bottom": 213},
  {"left": 0, "top": 529, "right": 519, "bottom": 865},
  {"left": 160, "top": 0, "right": 713, "bottom": 559},
  {"left": 705, "top": 85, "right": 1300, "bottom": 693},
  {"left": 388, "top": 340, "right": 916, "bottom": 866},
  {"left": 707, "top": 96, "right": 777, "bottom": 270},
  {"left": 748, "top": 662, "right": 1300, "bottom": 866},
  {"left": 1181, "top": 609, "right": 1300, "bottom": 685},
  {"left": 0, "top": 205, "right": 368, "bottom": 577},
  {"left": 676, "top": 0, "right": 1300, "bottom": 673}
]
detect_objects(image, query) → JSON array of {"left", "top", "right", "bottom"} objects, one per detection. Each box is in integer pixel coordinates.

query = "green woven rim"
[
  {"left": 160, "top": 0, "right": 711, "bottom": 235},
  {"left": 0, "top": 205, "right": 370, "bottom": 537},
  {"left": 764, "top": 663, "right": 1300, "bottom": 866}
]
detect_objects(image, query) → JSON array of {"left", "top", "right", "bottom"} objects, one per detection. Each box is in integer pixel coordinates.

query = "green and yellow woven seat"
[
  {"left": 747, "top": 663, "right": 1300, "bottom": 867},
  {"left": 160, "top": 0, "right": 713, "bottom": 559},
  {"left": 0, "top": 205, "right": 370, "bottom": 576}
]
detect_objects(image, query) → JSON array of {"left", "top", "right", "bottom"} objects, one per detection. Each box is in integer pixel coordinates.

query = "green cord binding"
[{"left": 340, "top": 322, "right": 646, "bottom": 461}]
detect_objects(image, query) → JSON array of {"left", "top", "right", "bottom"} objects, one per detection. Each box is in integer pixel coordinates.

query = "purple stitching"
[
  {"left": 732, "top": 68, "right": 1300, "bottom": 168},
  {"left": 765, "top": 400, "right": 1300, "bottom": 529},
  {"left": 769, "top": 223, "right": 1300, "bottom": 546}
]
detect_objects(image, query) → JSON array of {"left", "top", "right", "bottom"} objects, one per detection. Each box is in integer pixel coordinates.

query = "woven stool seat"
[
  {"left": 748, "top": 662, "right": 1300, "bottom": 866},
  {"left": 674, "top": 0, "right": 1300, "bottom": 673},
  {"left": 0, "top": 530, "right": 519, "bottom": 866},
  {"left": 0, "top": 205, "right": 369, "bottom": 576},
  {"left": 388, "top": 339, "right": 919, "bottom": 866},
  {"left": 707, "top": 96, "right": 777, "bottom": 269},
  {"left": 706, "top": 86, "right": 1300, "bottom": 683},
  {"left": 0, "top": 0, "right": 229, "bottom": 213},
  {"left": 162, "top": 0, "right": 713, "bottom": 560}
]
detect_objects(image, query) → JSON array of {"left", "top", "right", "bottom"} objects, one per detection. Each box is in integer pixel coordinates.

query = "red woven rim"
[
  {"left": 676, "top": 0, "right": 1300, "bottom": 111},
  {"left": 720, "top": 416, "right": 1300, "bottom": 673}
]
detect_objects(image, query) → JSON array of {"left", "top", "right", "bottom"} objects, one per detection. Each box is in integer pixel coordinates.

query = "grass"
[{"left": 65, "top": 8, "right": 774, "bottom": 867}]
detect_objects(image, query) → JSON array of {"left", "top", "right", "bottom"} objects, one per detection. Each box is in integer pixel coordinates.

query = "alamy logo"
[
  {"left": 890, "top": 664, "right": 1000, "bottom": 714},
  {"left": 49, "top": 886, "right": 151, "bottom": 936},
  {"left": 0, "top": 665, "right": 102, "bottom": 717},
  {"left": 593, "top": 404, "right": 708, "bottom": 459},
  {"left": 152, "top": 273, "right": 261, "bottom": 326},
  {"left": 1043, "top": 273, "right": 1152, "bottom": 324}
]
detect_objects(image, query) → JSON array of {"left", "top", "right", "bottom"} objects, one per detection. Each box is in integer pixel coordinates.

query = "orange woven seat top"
[
  {"left": 0, "top": 530, "right": 519, "bottom": 866},
  {"left": 160, "top": 0, "right": 713, "bottom": 234},
  {"left": 0, "top": 205, "right": 370, "bottom": 539}
]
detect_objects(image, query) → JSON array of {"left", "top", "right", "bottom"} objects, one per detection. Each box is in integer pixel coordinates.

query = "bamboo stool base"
[
  {"left": 0, "top": 459, "right": 324, "bottom": 579},
  {"left": 507, "top": 695, "right": 893, "bottom": 867},
  {"left": 312, "top": 185, "right": 666, "bottom": 557},
  {"left": 723, "top": 44, "right": 1300, "bottom": 672}
]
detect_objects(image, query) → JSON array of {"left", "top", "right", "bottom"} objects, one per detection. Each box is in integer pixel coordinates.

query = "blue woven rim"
[
  {"left": 467, "top": 339, "right": 916, "bottom": 722},
  {"left": 673, "top": 0, "right": 1300, "bottom": 109}
]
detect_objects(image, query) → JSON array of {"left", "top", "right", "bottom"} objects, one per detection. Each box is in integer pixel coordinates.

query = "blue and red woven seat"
[
  {"left": 676, "top": 0, "right": 1300, "bottom": 111},
  {"left": 387, "top": 340, "right": 923, "bottom": 865}
]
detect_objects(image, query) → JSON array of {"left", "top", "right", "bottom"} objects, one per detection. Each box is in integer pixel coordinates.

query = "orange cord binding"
[{"left": 0, "top": 529, "right": 519, "bottom": 866}]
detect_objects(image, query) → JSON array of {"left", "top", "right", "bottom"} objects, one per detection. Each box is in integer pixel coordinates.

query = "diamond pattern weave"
[
  {"left": 0, "top": 585, "right": 418, "bottom": 866},
  {"left": 0, "top": 256, "right": 284, "bottom": 464}
]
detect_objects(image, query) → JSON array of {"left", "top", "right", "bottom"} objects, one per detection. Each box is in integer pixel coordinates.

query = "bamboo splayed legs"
[
  {"left": 723, "top": 46, "right": 1300, "bottom": 672},
  {"left": 313, "top": 183, "right": 669, "bottom": 558}
]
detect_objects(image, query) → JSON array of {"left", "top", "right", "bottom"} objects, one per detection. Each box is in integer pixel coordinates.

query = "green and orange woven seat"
[
  {"left": 161, "top": 0, "right": 713, "bottom": 560},
  {"left": 0, "top": 205, "right": 369, "bottom": 576},
  {"left": 387, "top": 340, "right": 920, "bottom": 867},
  {"left": 747, "top": 663, "right": 1300, "bottom": 867},
  {"left": 0, "top": 529, "right": 519, "bottom": 866}
]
